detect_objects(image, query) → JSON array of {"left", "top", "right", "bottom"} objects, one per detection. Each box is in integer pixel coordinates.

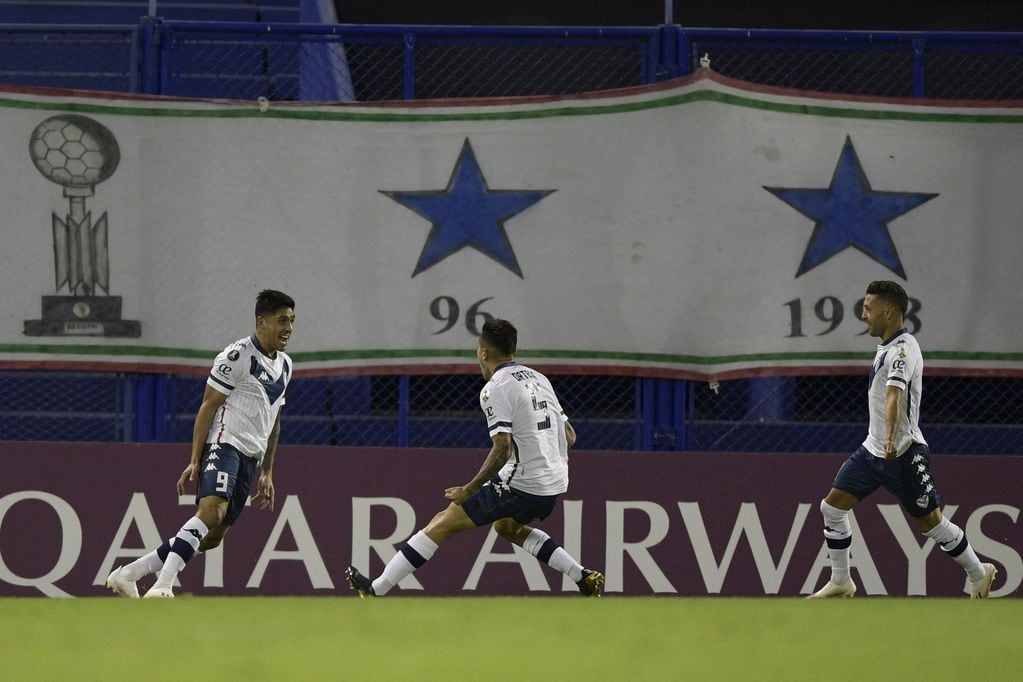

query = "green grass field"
[{"left": 2, "top": 597, "right": 1020, "bottom": 680}]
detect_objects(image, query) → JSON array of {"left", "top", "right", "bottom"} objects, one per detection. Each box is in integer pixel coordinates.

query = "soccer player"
[
  {"left": 345, "top": 318, "right": 604, "bottom": 597},
  {"left": 106, "top": 289, "right": 295, "bottom": 598},
  {"left": 807, "top": 281, "right": 997, "bottom": 599}
]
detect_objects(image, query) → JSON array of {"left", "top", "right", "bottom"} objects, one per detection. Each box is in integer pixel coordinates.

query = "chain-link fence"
[
  {"left": 0, "top": 370, "right": 1019, "bottom": 455},
  {"left": 686, "top": 30, "right": 1023, "bottom": 100},
  {"left": 2, "top": 20, "right": 1023, "bottom": 100},
  {"left": 0, "top": 18, "right": 1020, "bottom": 453},
  {"left": 156, "top": 24, "right": 657, "bottom": 101}
]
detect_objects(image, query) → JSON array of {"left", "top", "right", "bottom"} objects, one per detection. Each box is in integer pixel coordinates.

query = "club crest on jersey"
[{"left": 482, "top": 388, "right": 490, "bottom": 402}]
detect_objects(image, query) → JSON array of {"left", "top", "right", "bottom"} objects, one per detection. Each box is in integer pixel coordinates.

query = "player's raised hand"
[{"left": 176, "top": 463, "right": 197, "bottom": 496}]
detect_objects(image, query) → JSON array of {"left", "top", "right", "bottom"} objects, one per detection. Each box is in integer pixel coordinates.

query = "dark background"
[{"left": 332, "top": 1, "right": 1023, "bottom": 31}]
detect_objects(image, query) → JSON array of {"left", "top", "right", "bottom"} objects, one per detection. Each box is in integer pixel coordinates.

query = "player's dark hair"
[
  {"left": 255, "top": 289, "right": 295, "bottom": 317},
  {"left": 480, "top": 319, "right": 517, "bottom": 357},
  {"left": 866, "top": 280, "right": 908, "bottom": 315}
]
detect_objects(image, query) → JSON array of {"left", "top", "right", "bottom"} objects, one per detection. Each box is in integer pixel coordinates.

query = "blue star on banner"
[
  {"left": 382, "top": 139, "right": 555, "bottom": 278},
  {"left": 764, "top": 136, "right": 937, "bottom": 278}
]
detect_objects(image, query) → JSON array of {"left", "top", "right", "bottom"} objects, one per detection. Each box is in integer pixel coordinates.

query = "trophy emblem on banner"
[{"left": 24, "top": 114, "right": 140, "bottom": 337}]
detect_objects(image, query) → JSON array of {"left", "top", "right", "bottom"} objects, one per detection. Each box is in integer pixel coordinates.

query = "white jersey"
[
  {"left": 480, "top": 362, "right": 569, "bottom": 496},
  {"left": 206, "top": 335, "right": 291, "bottom": 462},
  {"left": 862, "top": 329, "right": 926, "bottom": 458}
]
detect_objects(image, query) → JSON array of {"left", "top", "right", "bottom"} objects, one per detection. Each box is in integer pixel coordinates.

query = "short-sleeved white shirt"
[
  {"left": 862, "top": 329, "right": 927, "bottom": 458},
  {"left": 479, "top": 362, "right": 569, "bottom": 496},
  {"left": 206, "top": 335, "right": 291, "bottom": 462}
]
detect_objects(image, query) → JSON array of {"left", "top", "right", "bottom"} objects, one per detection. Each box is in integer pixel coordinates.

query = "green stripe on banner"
[
  {"left": 2, "top": 344, "right": 1021, "bottom": 365},
  {"left": 1, "top": 89, "right": 1022, "bottom": 125}
]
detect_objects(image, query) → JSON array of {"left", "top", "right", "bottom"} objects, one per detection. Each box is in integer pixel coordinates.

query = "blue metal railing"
[{"left": 3, "top": 19, "right": 1022, "bottom": 101}]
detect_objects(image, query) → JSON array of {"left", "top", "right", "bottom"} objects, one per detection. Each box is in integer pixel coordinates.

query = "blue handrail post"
[
  {"left": 638, "top": 378, "right": 654, "bottom": 450},
  {"left": 675, "top": 26, "right": 692, "bottom": 77},
  {"left": 403, "top": 32, "right": 417, "bottom": 99},
  {"left": 139, "top": 16, "right": 160, "bottom": 95},
  {"left": 673, "top": 379, "right": 689, "bottom": 451},
  {"left": 655, "top": 378, "right": 675, "bottom": 450},
  {"left": 654, "top": 23, "right": 684, "bottom": 82},
  {"left": 134, "top": 373, "right": 155, "bottom": 441},
  {"left": 159, "top": 19, "right": 174, "bottom": 95},
  {"left": 121, "top": 373, "right": 135, "bottom": 442},
  {"left": 152, "top": 374, "right": 168, "bottom": 441},
  {"left": 397, "top": 375, "right": 410, "bottom": 446}
]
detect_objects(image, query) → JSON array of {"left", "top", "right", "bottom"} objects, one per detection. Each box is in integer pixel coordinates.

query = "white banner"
[{"left": 1, "top": 72, "right": 1021, "bottom": 377}]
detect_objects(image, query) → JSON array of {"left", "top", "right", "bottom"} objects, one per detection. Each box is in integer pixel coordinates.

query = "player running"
[
  {"left": 346, "top": 318, "right": 604, "bottom": 597},
  {"left": 807, "top": 281, "right": 997, "bottom": 599},
  {"left": 106, "top": 289, "right": 295, "bottom": 598}
]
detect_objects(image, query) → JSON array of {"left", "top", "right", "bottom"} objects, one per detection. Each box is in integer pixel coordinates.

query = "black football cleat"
[
  {"left": 576, "top": 568, "right": 605, "bottom": 597},
  {"left": 345, "top": 565, "right": 376, "bottom": 598}
]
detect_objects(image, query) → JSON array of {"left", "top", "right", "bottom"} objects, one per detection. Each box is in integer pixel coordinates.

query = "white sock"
[
  {"left": 925, "top": 516, "right": 986, "bottom": 583},
  {"left": 821, "top": 501, "right": 852, "bottom": 585},
  {"left": 152, "top": 517, "right": 208, "bottom": 590},
  {"left": 372, "top": 531, "right": 438, "bottom": 596},
  {"left": 122, "top": 548, "right": 166, "bottom": 581},
  {"left": 521, "top": 529, "right": 584, "bottom": 583}
]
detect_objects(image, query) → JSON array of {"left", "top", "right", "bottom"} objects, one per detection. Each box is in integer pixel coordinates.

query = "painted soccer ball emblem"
[{"left": 29, "top": 115, "right": 120, "bottom": 188}]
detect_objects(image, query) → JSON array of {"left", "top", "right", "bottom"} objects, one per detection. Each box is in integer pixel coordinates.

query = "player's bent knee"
[
  {"left": 199, "top": 536, "right": 221, "bottom": 552},
  {"left": 198, "top": 525, "right": 229, "bottom": 552},
  {"left": 492, "top": 519, "right": 521, "bottom": 542}
]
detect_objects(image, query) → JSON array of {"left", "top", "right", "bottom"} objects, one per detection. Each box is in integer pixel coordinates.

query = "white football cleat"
[
  {"left": 143, "top": 586, "right": 175, "bottom": 599},
  {"left": 805, "top": 579, "right": 857, "bottom": 599},
  {"left": 970, "top": 563, "right": 997, "bottom": 599},
  {"left": 105, "top": 566, "right": 139, "bottom": 599}
]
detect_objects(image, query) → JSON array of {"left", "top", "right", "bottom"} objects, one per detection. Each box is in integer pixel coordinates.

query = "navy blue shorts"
[
  {"left": 197, "top": 442, "right": 258, "bottom": 525},
  {"left": 832, "top": 443, "right": 941, "bottom": 517},
  {"left": 461, "top": 478, "right": 559, "bottom": 526}
]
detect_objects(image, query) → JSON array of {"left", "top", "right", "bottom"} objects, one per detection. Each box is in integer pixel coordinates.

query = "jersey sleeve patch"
[
  {"left": 209, "top": 344, "right": 245, "bottom": 392},
  {"left": 885, "top": 341, "right": 914, "bottom": 388}
]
